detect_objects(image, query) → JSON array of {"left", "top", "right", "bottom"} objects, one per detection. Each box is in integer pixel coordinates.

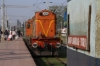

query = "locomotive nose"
[
  {"left": 32, "top": 43, "right": 38, "bottom": 48},
  {"left": 56, "top": 43, "right": 61, "bottom": 48}
]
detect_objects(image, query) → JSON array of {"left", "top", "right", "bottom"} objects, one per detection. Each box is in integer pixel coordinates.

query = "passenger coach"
[{"left": 67, "top": 0, "right": 100, "bottom": 66}]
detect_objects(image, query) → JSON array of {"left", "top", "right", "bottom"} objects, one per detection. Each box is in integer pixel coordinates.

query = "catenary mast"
[{"left": 1, "top": 0, "right": 5, "bottom": 40}]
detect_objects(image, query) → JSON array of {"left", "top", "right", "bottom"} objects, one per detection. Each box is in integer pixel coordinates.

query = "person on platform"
[
  {"left": 7, "top": 30, "right": 12, "bottom": 41},
  {"left": 12, "top": 30, "right": 16, "bottom": 40},
  {"left": 0, "top": 30, "right": 3, "bottom": 42},
  {"left": 17, "top": 30, "right": 21, "bottom": 37},
  {"left": 4, "top": 30, "right": 9, "bottom": 40}
]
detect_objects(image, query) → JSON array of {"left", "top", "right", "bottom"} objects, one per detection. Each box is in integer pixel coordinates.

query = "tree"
[{"left": 49, "top": 5, "right": 67, "bottom": 29}]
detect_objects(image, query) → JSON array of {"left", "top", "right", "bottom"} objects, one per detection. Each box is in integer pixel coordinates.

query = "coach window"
[
  {"left": 88, "top": 5, "right": 91, "bottom": 50},
  {"left": 67, "top": 14, "right": 70, "bottom": 35}
]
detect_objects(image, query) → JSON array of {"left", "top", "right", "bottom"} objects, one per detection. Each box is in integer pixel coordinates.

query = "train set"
[{"left": 25, "top": 9, "right": 61, "bottom": 56}]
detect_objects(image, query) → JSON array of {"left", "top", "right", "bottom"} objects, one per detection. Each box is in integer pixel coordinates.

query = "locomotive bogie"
[{"left": 31, "top": 39, "right": 61, "bottom": 49}]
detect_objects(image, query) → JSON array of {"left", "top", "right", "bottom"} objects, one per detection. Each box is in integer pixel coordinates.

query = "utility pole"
[
  {"left": 0, "top": 1, "right": 32, "bottom": 31},
  {"left": 1, "top": 0, "right": 5, "bottom": 40},
  {"left": 46, "top": 0, "right": 49, "bottom": 9},
  {"left": 61, "top": 22, "right": 62, "bottom": 29},
  {"left": 43, "top": 1, "right": 52, "bottom": 10}
]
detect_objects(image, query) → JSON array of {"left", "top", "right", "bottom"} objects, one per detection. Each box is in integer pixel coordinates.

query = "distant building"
[{"left": 17, "top": 19, "right": 21, "bottom": 29}]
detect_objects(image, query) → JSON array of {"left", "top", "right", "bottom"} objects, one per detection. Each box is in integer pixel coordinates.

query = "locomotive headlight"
[
  {"left": 32, "top": 43, "right": 38, "bottom": 48},
  {"left": 42, "top": 12, "right": 49, "bottom": 16},
  {"left": 56, "top": 43, "right": 61, "bottom": 48}
]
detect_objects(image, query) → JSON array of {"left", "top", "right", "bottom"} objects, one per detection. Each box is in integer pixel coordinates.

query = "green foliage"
[{"left": 64, "top": 21, "right": 67, "bottom": 28}]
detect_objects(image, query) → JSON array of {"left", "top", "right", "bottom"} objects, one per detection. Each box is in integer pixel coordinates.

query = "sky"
[{"left": 0, "top": 0, "right": 67, "bottom": 26}]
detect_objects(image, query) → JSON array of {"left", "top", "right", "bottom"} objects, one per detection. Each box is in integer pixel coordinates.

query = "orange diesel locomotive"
[{"left": 26, "top": 9, "right": 61, "bottom": 55}]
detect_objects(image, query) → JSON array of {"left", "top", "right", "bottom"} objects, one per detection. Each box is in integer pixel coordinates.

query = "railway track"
[
  {"left": 30, "top": 56, "right": 67, "bottom": 66},
  {"left": 56, "top": 57, "right": 67, "bottom": 66},
  {"left": 41, "top": 57, "right": 67, "bottom": 66},
  {"left": 33, "top": 57, "right": 43, "bottom": 66},
  {"left": 45, "top": 57, "right": 54, "bottom": 66},
  {"left": 24, "top": 38, "right": 67, "bottom": 66}
]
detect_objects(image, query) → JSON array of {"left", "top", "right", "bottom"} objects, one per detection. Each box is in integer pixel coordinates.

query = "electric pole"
[
  {"left": 1, "top": 0, "right": 5, "bottom": 40},
  {"left": 43, "top": 1, "right": 52, "bottom": 10}
]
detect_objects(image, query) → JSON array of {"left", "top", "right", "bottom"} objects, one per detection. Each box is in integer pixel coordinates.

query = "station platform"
[{"left": 0, "top": 37, "right": 36, "bottom": 66}]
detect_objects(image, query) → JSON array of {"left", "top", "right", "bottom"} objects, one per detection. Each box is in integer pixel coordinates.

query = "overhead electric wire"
[
  {"left": 26, "top": 0, "right": 45, "bottom": 19},
  {"left": 26, "top": 0, "right": 44, "bottom": 19},
  {"left": 3, "top": 0, "right": 67, "bottom": 23},
  {"left": 50, "top": 1, "right": 67, "bottom": 6},
  {"left": 25, "top": 6, "right": 35, "bottom": 19},
  {"left": 38, "top": 0, "right": 44, "bottom": 7}
]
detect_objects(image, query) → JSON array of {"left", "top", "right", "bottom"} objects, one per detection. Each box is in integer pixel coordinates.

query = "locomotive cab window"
[
  {"left": 39, "top": 12, "right": 43, "bottom": 16},
  {"left": 27, "top": 22, "right": 30, "bottom": 28}
]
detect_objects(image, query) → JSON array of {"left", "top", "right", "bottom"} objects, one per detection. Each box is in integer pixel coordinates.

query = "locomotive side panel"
[
  {"left": 26, "top": 19, "right": 33, "bottom": 37},
  {"left": 31, "top": 16, "right": 36, "bottom": 37}
]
